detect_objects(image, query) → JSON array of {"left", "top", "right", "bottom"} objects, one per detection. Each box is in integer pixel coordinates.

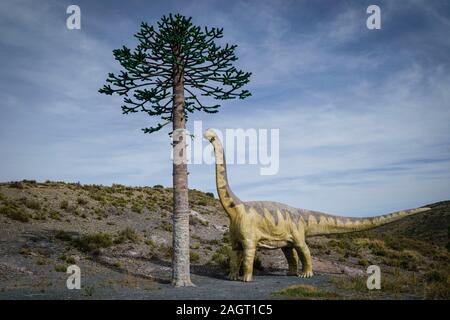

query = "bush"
[
  {"left": 9, "top": 181, "right": 24, "bottom": 189},
  {"left": 190, "top": 252, "right": 200, "bottom": 263},
  {"left": 33, "top": 211, "right": 47, "bottom": 220},
  {"left": 77, "top": 197, "right": 88, "bottom": 205},
  {"left": 115, "top": 227, "right": 139, "bottom": 244},
  {"left": 158, "top": 244, "right": 173, "bottom": 259},
  {"left": 205, "top": 192, "right": 215, "bottom": 198},
  {"left": 131, "top": 203, "right": 143, "bottom": 214},
  {"left": 54, "top": 265, "right": 67, "bottom": 272},
  {"left": 0, "top": 204, "right": 30, "bottom": 222},
  {"left": 358, "top": 258, "right": 370, "bottom": 267},
  {"left": 75, "top": 233, "right": 113, "bottom": 253},
  {"left": 158, "top": 222, "right": 172, "bottom": 232},
  {"left": 49, "top": 211, "right": 61, "bottom": 220},
  {"left": 153, "top": 184, "right": 164, "bottom": 189},
  {"left": 22, "top": 179, "right": 37, "bottom": 184},
  {"left": 55, "top": 230, "right": 73, "bottom": 241},
  {"left": 425, "top": 270, "right": 447, "bottom": 283},
  {"left": 332, "top": 276, "right": 368, "bottom": 292},
  {"left": 272, "top": 284, "right": 339, "bottom": 299},
  {"left": 211, "top": 245, "right": 232, "bottom": 269},
  {"left": 21, "top": 198, "right": 41, "bottom": 210},
  {"left": 60, "top": 200, "right": 69, "bottom": 210}
]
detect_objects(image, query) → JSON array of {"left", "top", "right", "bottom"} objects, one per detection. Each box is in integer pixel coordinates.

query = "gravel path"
[{"left": 0, "top": 268, "right": 335, "bottom": 300}]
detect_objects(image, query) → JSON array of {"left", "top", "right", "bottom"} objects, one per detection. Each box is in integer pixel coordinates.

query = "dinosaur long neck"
[
  {"left": 211, "top": 138, "right": 242, "bottom": 219},
  {"left": 304, "top": 207, "right": 431, "bottom": 236}
]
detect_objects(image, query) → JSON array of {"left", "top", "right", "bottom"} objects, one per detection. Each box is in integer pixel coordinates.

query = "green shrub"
[
  {"left": 60, "top": 200, "right": 69, "bottom": 210},
  {"left": 153, "top": 184, "right": 164, "bottom": 189},
  {"left": 66, "top": 256, "right": 76, "bottom": 264},
  {"left": 9, "top": 181, "right": 25, "bottom": 189},
  {"left": 49, "top": 211, "right": 61, "bottom": 220},
  {"left": 145, "top": 239, "right": 156, "bottom": 249},
  {"left": 55, "top": 230, "right": 73, "bottom": 242},
  {"left": 0, "top": 204, "right": 30, "bottom": 222},
  {"left": 272, "top": 284, "right": 339, "bottom": 299},
  {"left": 425, "top": 270, "right": 447, "bottom": 283},
  {"left": 211, "top": 245, "right": 232, "bottom": 268},
  {"left": 115, "top": 227, "right": 139, "bottom": 244},
  {"left": 21, "top": 198, "right": 41, "bottom": 210},
  {"left": 54, "top": 265, "right": 67, "bottom": 272},
  {"left": 131, "top": 203, "right": 144, "bottom": 214},
  {"left": 190, "top": 252, "right": 200, "bottom": 263},
  {"left": 22, "top": 179, "right": 37, "bottom": 185},
  {"left": 332, "top": 276, "right": 368, "bottom": 292},
  {"left": 77, "top": 197, "right": 88, "bottom": 205},
  {"left": 75, "top": 233, "right": 113, "bottom": 253},
  {"left": 158, "top": 222, "right": 172, "bottom": 232},
  {"left": 357, "top": 258, "right": 370, "bottom": 267},
  {"left": 158, "top": 244, "right": 173, "bottom": 258}
]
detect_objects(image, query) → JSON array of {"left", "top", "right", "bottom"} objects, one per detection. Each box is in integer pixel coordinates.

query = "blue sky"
[{"left": 1, "top": 0, "right": 449, "bottom": 216}]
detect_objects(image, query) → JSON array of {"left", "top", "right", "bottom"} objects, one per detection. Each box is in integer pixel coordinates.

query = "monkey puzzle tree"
[{"left": 99, "top": 14, "right": 251, "bottom": 286}]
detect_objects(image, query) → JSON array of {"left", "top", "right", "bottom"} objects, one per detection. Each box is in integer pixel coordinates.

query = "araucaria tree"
[{"left": 99, "top": 14, "right": 251, "bottom": 286}]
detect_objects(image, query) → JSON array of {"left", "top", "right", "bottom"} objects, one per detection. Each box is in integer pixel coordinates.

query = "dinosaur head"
[{"left": 203, "top": 128, "right": 218, "bottom": 143}]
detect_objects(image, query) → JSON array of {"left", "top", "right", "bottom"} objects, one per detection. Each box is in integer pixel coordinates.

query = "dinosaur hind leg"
[
  {"left": 282, "top": 247, "right": 299, "bottom": 276},
  {"left": 293, "top": 240, "right": 314, "bottom": 278}
]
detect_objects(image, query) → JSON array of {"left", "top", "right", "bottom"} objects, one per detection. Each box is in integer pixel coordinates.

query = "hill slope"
[
  {"left": 0, "top": 180, "right": 448, "bottom": 299},
  {"left": 371, "top": 201, "right": 450, "bottom": 247}
]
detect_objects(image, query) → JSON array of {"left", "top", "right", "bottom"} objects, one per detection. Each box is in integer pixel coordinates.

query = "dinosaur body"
[{"left": 203, "top": 128, "right": 430, "bottom": 282}]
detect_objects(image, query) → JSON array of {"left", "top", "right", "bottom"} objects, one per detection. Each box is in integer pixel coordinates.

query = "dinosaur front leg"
[
  {"left": 282, "top": 247, "right": 299, "bottom": 276},
  {"left": 228, "top": 249, "right": 243, "bottom": 281},
  {"left": 295, "top": 243, "right": 314, "bottom": 278},
  {"left": 241, "top": 242, "right": 256, "bottom": 282}
]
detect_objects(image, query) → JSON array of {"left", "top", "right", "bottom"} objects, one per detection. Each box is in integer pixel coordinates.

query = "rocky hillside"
[{"left": 0, "top": 180, "right": 448, "bottom": 299}]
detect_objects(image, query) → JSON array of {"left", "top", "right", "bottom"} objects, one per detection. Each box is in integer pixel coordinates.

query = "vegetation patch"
[
  {"left": 60, "top": 200, "right": 69, "bottom": 210},
  {"left": 190, "top": 252, "right": 200, "bottom": 263},
  {"left": 20, "top": 198, "right": 41, "bottom": 210},
  {"left": 75, "top": 233, "right": 113, "bottom": 253},
  {"left": 158, "top": 222, "right": 173, "bottom": 232},
  {"left": 272, "top": 285, "right": 339, "bottom": 299},
  {"left": 0, "top": 204, "right": 30, "bottom": 222},
  {"left": 115, "top": 227, "right": 140, "bottom": 244},
  {"left": 54, "top": 264, "right": 67, "bottom": 272}
]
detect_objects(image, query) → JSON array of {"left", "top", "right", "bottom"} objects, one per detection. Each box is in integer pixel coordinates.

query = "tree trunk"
[{"left": 171, "top": 59, "right": 194, "bottom": 287}]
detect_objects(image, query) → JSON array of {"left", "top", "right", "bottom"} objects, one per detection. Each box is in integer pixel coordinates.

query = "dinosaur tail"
[{"left": 305, "top": 206, "right": 431, "bottom": 237}]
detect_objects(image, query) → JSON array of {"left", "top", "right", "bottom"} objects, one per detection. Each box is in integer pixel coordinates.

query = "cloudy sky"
[{"left": 1, "top": 0, "right": 449, "bottom": 216}]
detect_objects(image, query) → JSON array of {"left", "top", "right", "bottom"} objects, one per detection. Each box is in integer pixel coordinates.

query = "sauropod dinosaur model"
[{"left": 203, "top": 128, "right": 431, "bottom": 282}]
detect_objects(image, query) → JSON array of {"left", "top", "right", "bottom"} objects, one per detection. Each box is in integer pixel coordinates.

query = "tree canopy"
[{"left": 99, "top": 13, "right": 251, "bottom": 134}]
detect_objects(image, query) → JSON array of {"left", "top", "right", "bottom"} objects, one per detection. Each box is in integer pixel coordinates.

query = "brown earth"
[{"left": 0, "top": 180, "right": 448, "bottom": 299}]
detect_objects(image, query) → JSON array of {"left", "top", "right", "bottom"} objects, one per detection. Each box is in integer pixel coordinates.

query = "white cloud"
[{"left": 1, "top": 0, "right": 449, "bottom": 217}]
